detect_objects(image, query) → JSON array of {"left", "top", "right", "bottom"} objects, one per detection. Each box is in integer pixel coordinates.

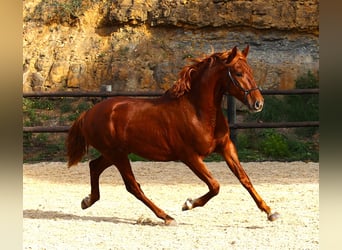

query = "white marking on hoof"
[
  {"left": 182, "top": 198, "right": 193, "bottom": 211},
  {"left": 81, "top": 196, "right": 92, "bottom": 209},
  {"left": 166, "top": 219, "right": 178, "bottom": 226},
  {"left": 267, "top": 211, "right": 280, "bottom": 221}
]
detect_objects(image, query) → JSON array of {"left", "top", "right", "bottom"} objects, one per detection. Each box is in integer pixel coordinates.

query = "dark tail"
[{"left": 66, "top": 111, "right": 88, "bottom": 167}]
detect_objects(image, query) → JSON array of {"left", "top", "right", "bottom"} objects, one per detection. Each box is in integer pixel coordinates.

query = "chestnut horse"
[{"left": 66, "top": 46, "right": 279, "bottom": 225}]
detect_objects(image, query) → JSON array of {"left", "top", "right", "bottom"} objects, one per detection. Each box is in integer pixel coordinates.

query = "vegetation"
[
  {"left": 23, "top": 97, "right": 95, "bottom": 162},
  {"left": 23, "top": 71, "right": 319, "bottom": 163},
  {"left": 25, "top": 0, "right": 102, "bottom": 26}
]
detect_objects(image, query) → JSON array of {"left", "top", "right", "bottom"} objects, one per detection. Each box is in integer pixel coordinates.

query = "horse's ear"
[
  {"left": 227, "top": 46, "right": 238, "bottom": 64},
  {"left": 242, "top": 45, "right": 249, "bottom": 57}
]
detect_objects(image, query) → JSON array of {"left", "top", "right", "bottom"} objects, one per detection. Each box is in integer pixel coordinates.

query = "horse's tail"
[{"left": 66, "top": 111, "right": 89, "bottom": 167}]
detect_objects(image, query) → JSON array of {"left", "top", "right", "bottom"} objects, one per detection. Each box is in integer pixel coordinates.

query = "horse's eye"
[{"left": 236, "top": 72, "right": 243, "bottom": 77}]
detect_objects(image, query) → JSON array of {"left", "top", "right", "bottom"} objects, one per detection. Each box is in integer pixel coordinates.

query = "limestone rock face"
[
  {"left": 106, "top": 0, "right": 318, "bottom": 32},
  {"left": 23, "top": 0, "right": 319, "bottom": 92}
]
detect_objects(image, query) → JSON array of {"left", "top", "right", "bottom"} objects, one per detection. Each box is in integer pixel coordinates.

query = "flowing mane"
[{"left": 167, "top": 49, "right": 239, "bottom": 98}]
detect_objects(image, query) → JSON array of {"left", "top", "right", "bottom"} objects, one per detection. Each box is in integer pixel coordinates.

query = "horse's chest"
[
  {"left": 196, "top": 120, "right": 228, "bottom": 155},
  {"left": 187, "top": 125, "right": 216, "bottom": 156}
]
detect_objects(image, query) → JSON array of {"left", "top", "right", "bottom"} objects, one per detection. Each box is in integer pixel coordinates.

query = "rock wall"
[{"left": 23, "top": 0, "right": 319, "bottom": 92}]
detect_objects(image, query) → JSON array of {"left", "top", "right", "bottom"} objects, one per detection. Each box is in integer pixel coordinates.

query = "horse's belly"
[{"left": 125, "top": 129, "right": 176, "bottom": 161}]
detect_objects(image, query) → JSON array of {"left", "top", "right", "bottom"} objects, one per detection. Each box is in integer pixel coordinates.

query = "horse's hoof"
[
  {"left": 163, "top": 214, "right": 177, "bottom": 226},
  {"left": 165, "top": 218, "right": 178, "bottom": 226},
  {"left": 182, "top": 198, "right": 193, "bottom": 211},
  {"left": 268, "top": 212, "right": 280, "bottom": 221},
  {"left": 81, "top": 196, "right": 92, "bottom": 210}
]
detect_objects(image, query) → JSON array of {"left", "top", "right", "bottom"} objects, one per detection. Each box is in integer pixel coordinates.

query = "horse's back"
[{"left": 80, "top": 96, "right": 181, "bottom": 159}]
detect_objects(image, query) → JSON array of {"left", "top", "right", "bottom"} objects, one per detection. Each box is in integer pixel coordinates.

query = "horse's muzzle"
[
  {"left": 254, "top": 100, "right": 263, "bottom": 112},
  {"left": 247, "top": 98, "right": 264, "bottom": 113}
]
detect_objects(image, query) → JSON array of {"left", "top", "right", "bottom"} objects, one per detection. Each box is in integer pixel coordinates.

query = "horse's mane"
[{"left": 167, "top": 50, "right": 234, "bottom": 98}]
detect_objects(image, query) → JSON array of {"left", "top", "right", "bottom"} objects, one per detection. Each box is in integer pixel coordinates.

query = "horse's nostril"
[{"left": 255, "top": 101, "right": 263, "bottom": 110}]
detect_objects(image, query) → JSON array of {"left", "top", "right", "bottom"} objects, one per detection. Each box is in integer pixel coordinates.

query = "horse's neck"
[{"left": 188, "top": 78, "right": 224, "bottom": 129}]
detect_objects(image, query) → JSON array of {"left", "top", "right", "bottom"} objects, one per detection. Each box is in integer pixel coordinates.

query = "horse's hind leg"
[
  {"left": 112, "top": 155, "right": 176, "bottom": 225},
  {"left": 81, "top": 155, "right": 112, "bottom": 209},
  {"left": 219, "top": 138, "right": 279, "bottom": 221}
]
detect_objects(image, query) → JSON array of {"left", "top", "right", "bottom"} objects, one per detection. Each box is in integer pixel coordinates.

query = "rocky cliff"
[{"left": 23, "top": 0, "right": 319, "bottom": 92}]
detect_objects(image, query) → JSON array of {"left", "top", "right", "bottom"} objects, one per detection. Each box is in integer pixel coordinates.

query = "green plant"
[
  {"left": 35, "top": 134, "right": 49, "bottom": 146},
  {"left": 287, "top": 138, "right": 315, "bottom": 161},
  {"left": 77, "top": 102, "right": 92, "bottom": 112},
  {"left": 295, "top": 71, "right": 319, "bottom": 89},
  {"left": 60, "top": 99, "right": 73, "bottom": 113},
  {"left": 285, "top": 71, "right": 319, "bottom": 137},
  {"left": 51, "top": 0, "right": 83, "bottom": 20},
  {"left": 67, "top": 113, "right": 81, "bottom": 122},
  {"left": 204, "top": 153, "right": 223, "bottom": 162},
  {"left": 129, "top": 154, "right": 148, "bottom": 161},
  {"left": 259, "top": 129, "right": 290, "bottom": 158},
  {"left": 31, "top": 99, "right": 54, "bottom": 110}
]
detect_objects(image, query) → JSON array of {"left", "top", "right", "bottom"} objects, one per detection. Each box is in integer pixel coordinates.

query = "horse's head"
[
  {"left": 168, "top": 46, "right": 264, "bottom": 112},
  {"left": 223, "top": 45, "right": 264, "bottom": 112}
]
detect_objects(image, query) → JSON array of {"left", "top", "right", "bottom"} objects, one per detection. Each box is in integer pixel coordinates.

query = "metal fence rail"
[{"left": 23, "top": 88, "right": 319, "bottom": 133}]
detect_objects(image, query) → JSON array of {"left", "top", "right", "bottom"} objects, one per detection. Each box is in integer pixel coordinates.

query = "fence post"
[{"left": 227, "top": 95, "right": 237, "bottom": 145}]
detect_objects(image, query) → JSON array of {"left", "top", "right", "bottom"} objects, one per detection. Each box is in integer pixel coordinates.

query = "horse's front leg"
[
  {"left": 218, "top": 137, "right": 279, "bottom": 221},
  {"left": 181, "top": 157, "right": 220, "bottom": 211}
]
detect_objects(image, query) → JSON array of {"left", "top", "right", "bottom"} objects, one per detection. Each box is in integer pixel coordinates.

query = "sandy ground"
[{"left": 23, "top": 161, "right": 319, "bottom": 250}]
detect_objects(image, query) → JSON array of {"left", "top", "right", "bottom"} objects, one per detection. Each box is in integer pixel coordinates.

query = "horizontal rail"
[
  {"left": 261, "top": 88, "right": 319, "bottom": 95},
  {"left": 22, "top": 91, "right": 164, "bottom": 98},
  {"left": 229, "top": 121, "right": 319, "bottom": 129},
  {"left": 23, "top": 121, "right": 319, "bottom": 133},
  {"left": 22, "top": 88, "right": 319, "bottom": 98},
  {"left": 23, "top": 126, "right": 70, "bottom": 133},
  {"left": 22, "top": 88, "right": 319, "bottom": 133}
]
